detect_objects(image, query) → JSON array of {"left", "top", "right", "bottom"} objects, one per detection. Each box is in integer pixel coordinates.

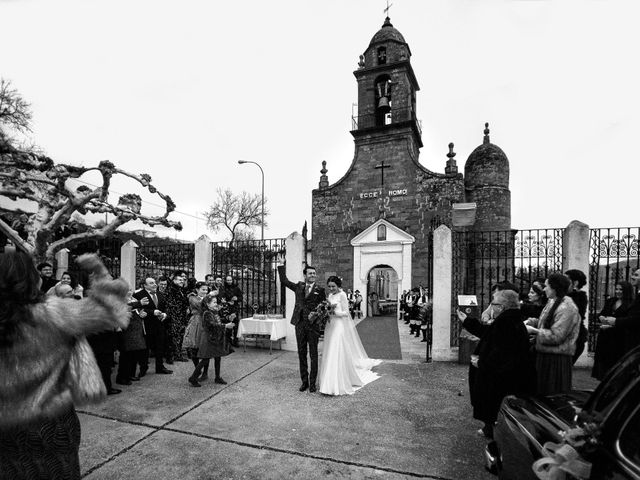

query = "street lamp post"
[{"left": 237, "top": 160, "right": 264, "bottom": 242}]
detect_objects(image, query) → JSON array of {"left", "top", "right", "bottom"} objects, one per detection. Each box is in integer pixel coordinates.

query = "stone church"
[{"left": 311, "top": 17, "right": 511, "bottom": 308}]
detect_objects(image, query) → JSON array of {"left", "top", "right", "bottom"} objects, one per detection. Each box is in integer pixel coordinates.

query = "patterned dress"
[{"left": 164, "top": 282, "right": 190, "bottom": 360}]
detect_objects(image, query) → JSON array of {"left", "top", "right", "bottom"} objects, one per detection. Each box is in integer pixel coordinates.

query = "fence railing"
[
  {"left": 136, "top": 243, "right": 195, "bottom": 288},
  {"left": 451, "top": 228, "right": 564, "bottom": 346},
  {"left": 588, "top": 227, "right": 640, "bottom": 351},
  {"left": 211, "top": 238, "right": 286, "bottom": 319},
  {"left": 68, "top": 237, "right": 123, "bottom": 287},
  {"left": 351, "top": 106, "right": 422, "bottom": 135}
]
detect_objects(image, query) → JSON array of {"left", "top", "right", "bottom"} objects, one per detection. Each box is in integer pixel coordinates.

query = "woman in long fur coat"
[{"left": 0, "top": 251, "right": 130, "bottom": 480}]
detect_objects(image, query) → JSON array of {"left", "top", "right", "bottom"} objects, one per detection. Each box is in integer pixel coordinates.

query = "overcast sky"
[{"left": 2, "top": 0, "right": 638, "bottom": 242}]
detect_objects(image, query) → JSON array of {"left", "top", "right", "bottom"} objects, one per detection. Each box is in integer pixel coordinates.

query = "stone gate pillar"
[
  {"left": 282, "top": 232, "right": 305, "bottom": 352},
  {"left": 55, "top": 248, "right": 69, "bottom": 280},
  {"left": 432, "top": 225, "right": 457, "bottom": 361},
  {"left": 562, "top": 220, "right": 591, "bottom": 367},
  {"left": 120, "top": 240, "right": 138, "bottom": 290},
  {"left": 194, "top": 234, "right": 212, "bottom": 281}
]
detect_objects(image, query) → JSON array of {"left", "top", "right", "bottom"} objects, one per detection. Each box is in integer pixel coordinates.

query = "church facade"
[{"left": 311, "top": 17, "right": 511, "bottom": 308}]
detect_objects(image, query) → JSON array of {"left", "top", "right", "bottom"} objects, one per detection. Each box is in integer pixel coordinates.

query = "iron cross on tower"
[
  {"left": 384, "top": 0, "right": 393, "bottom": 16},
  {"left": 375, "top": 161, "right": 392, "bottom": 189}
]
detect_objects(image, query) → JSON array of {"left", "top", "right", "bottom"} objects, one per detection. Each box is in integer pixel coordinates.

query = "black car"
[{"left": 488, "top": 346, "right": 640, "bottom": 479}]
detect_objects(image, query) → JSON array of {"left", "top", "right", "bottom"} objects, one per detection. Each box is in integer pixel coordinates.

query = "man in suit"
[
  {"left": 133, "top": 277, "right": 173, "bottom": 374},
  {"left": 278, "top": 264, "right": 326, "bottom": 392}
]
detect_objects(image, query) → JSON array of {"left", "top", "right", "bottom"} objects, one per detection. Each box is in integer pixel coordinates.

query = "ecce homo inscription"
[{"left": 359, "top": 189, "right": 408, "bottom": 199}]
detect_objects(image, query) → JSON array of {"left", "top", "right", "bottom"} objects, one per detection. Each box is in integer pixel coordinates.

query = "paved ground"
[{"left": 78, "top": 316, "right": 598, "bottom": 479}]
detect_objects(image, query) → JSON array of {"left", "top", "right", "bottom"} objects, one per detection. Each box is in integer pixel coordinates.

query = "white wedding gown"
[{"left": 318, "top": 290, "right": 382, "bottom": 395}]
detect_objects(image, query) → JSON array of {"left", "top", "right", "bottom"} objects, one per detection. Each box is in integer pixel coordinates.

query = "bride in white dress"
[{"left": 318, "top": 276, "right": 382, "bottom": 396}]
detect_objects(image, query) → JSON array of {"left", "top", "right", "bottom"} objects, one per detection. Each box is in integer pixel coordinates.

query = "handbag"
[{"left": 66, "top": 336, "right": 107, "bottom": 405}]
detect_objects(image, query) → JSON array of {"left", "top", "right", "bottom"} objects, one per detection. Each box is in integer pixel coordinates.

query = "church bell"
[{"left": 377, "top": 96, "right": 391, "bottom": 113}]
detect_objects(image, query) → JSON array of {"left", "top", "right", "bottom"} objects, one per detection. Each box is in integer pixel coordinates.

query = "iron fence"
[
  {"left": 68, "top": 237, "right": 123, "bottom": 287},
  {"left": 136, "top": 243, "right": 195, "bottom": 288},
  {"left": 451, "top": 228, "right": 564, "bottom": 346},
  {"left": 211, "top": 238, "right": 286, "bottom": 319},
  {"left": 588, "top": 227, "right": 640, "bottom": 351}
]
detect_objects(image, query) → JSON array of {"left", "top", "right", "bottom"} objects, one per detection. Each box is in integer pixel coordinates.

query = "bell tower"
[{"left": 351, "top": 17, "right": 422, "bottom": 150}]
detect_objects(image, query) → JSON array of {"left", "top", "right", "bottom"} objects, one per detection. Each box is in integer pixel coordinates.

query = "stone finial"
[
  {"left": 319, "top": 160, "right": 329, "bottom": 189},
  {"left": 358, "top": 54, "right": 365, "bottom": 68},
  {"left": 445, "top": 142, "right": 458, "bottom": 174},
  {"left": 483, "top": 122, "right": 490, "bottom": 145}
]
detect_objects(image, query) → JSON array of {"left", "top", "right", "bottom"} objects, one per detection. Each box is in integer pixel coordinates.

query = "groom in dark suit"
[{"left": 278, "top": 264, "right": 326, "bottom": 392}]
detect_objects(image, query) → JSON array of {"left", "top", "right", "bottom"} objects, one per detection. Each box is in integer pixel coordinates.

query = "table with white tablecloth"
[{"left": 237, "top": 316, "right": 288, "bottom": 353}]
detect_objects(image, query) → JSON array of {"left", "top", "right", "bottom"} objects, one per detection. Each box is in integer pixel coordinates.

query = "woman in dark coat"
[
  {"left": 116, "top": 292, "right": 149, "bottom": 385},
  {"left": 457, "top": 290, "right": 533, "bottom": 439},
  {"left": 591, "top": 281, "right": 634, "bottom": 380},
  {"left": 188, "top": 293, "right": 233, "bottom": 387}
]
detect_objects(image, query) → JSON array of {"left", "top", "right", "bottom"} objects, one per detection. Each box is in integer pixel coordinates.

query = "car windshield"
[{"left": 585, "top": 347, "right": 640, "bottom": 414}]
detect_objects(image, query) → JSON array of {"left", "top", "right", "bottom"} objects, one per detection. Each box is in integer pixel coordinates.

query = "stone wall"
[{"left": 311, "top": 131, "right": 464, "bottom": 288}]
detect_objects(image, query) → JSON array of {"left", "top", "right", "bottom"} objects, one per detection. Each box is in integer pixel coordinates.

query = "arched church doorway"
[{"left": 367, "top": 265, "right": 398, "bottom": 316}]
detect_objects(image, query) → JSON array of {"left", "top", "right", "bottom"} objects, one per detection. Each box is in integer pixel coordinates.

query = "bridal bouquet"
[{"left": 308, "top": 300, "right": 335, "bottom": 329}]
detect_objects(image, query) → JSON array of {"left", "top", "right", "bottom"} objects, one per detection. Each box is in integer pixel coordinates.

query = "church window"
[
  {"left": 377, "top": 225, "right": 387, "bottom": 241},
  {"left": 377, "top": 47, "right": 387, "bottom": 65}
]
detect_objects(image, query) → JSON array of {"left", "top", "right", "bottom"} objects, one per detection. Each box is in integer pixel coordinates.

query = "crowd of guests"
[
  {"left": 37, "top": 266, "right": 244, "bottom": 395},
  {"left": 456, "top": 267, "right": 640, "bottom": 441},
  {"left": 0, "top": 250, "right": 250, "bottom": 478},
  {"left": 400, "top": 286, "right": 432, "bottom": 343}
]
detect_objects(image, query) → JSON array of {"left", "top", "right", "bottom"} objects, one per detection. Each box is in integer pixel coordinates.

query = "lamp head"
[{"left": 238, "top": 160, "right": 247, "bottom": 164}]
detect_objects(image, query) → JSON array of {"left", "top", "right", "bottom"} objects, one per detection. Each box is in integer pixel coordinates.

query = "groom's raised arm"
[{"left": 277, "top": 265, "right": 298, "bottom": 292}]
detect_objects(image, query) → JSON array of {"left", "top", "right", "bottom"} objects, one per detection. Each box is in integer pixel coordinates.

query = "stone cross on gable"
[{"left": 375, "top": 160, "right": 392, "bottom": 189}]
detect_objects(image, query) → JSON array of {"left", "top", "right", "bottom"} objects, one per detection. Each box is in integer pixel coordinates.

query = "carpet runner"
[{"left": 355, "top": 315, "right": 402, "bottom": 360}]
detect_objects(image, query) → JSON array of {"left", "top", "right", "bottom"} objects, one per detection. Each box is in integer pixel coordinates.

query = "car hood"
[{"left": 501, "top": 390, "right": 592, "bottom": 445}]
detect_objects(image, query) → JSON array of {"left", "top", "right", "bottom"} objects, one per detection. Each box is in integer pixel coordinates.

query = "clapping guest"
[
  {"left": 116, "top": 291, "right": 149, "bottom": 385},
  {"left": 221, "top": 274, "right": 243, "bottom": 347},
  {"left": 0, "top": 252, "right": 129, "bottom": 479},
  {"left": 134, "top": 277, "right": 172, "bottom": 375},
  {"left": 457, "top": 290, "right": 533, "bottom": 439},
  {"left": 591, "top": 281, "right": 634, "bottom": 380},
  {"left": 188, "top": 294, "right": 234, "bottom": 387},
  {"left": 164, "top": 270, "right": 190, "bottom": 363},
  {"left": 184, "top": 282, "right": 210, "bottom": 378},
  {"left": 525, "top": 273, "right": 580, "bottom": 395}
]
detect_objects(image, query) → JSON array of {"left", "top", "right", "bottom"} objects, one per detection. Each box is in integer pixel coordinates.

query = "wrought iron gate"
[
  {"left": 588, "top": 227, "right": 640, "bottom": 352},
  {"left": 211, "top": 238, "right": 286, "bottom": 320},
  {"left": 451, "top": 228, "right": 564, "bottom": 347},
  {"left": 68, "top": 237, "right": 123, "bottom": 286},
  {"left": 136, "top": 243, "right": 195, "bottom": 288}
]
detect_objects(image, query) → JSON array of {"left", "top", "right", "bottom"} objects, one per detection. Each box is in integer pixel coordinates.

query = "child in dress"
[{"left": 188, "top": 293, "right": 234, "bottom": 387}]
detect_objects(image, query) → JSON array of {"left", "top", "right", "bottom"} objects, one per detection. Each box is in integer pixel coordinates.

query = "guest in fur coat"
[{"left": 0, "top": 251, "right": 130, "bottom": 480}]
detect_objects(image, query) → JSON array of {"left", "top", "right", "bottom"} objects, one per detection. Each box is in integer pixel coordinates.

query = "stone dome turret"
[
  {"left": 369, "top": 17, "right": 407, "bottom": 46},
  {"left": 464, "top": 123, "right": 509, "bottom": 189}
]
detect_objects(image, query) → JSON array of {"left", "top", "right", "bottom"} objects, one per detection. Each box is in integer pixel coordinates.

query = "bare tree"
[
  {"left": 204, "top": 188, "right": 268, "bottom": 244},
  {"left": 0, "top": 79, "right": 32, "bottom": 146},
  {"left": 0, "top": 153, "right": 182, "bottom": 261},
  {"left": 0, "top": 81, "right": 182, "bottom": 262}
]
